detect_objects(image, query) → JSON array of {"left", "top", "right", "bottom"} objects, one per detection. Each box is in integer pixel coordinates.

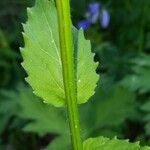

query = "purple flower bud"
[
  {"left": 87, "top": 3, "right": 100, "bottom": 23},
  {"left": 88, "top": 3, "right": 100, "bottom": 16},
  {"left": 100, "top": 9, "right": 110, "bottom": 29},
  {"left": 77, "top": 19, "right": 91, "bottom": 30}
]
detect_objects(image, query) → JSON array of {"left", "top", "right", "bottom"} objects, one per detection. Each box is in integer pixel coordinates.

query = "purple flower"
[
  {"left": 100, "top": 9, "right": 110, "bottom": 29},
  {"left": 88, "top": 3, "right": 100, "bottom": 15},
  {"left": 77, "top": 19, "right": 91, "bottom": 30},
  {"left": 76, "top": 2, "right": 110, "bottom": 30},
  {"left": 86, "top": 3, "right": 100, "bottom": 23}
]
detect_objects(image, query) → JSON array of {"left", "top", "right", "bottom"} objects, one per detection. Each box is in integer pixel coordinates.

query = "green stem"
[{"left": 55, "top": 0, "right": 82, "bottom": 150}]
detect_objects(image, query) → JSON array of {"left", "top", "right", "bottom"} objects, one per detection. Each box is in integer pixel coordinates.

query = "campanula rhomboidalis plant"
[{"left": 20, "top": 0, "right": 150, "bottom": 149}]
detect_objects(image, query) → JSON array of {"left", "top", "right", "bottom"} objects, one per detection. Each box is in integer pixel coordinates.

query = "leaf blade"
[
  {"left": 21, "top": 0, "right": 99, "bottom": 107},
  {"left": 83, "top": 136, "right": 150, "bottom": 150}
]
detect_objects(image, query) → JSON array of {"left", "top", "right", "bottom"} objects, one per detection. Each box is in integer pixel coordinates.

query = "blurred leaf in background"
[
  {"left": 121, "top": 54, "right": 150, "bottom": 93},
  {"left": 16, "top": 87, "right": 70, "bottom": 150},
  {"left": 80, "top": 83, "right": 137, "bottom": 139}
]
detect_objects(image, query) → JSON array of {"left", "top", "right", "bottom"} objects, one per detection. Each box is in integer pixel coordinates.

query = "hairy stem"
[{"left": 55, "top": 0, "right": 83, "bottom": 149}]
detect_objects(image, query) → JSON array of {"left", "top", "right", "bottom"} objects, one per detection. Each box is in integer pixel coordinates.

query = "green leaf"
[
  {"left": 80, "top": 84, "right": 136, "bottom": 139},
  {"left": 121, "top": 54, "right": 150, "bottom": 93},
  {"left": 21, "top": 0, "right": 98, "bottom": 107},
  {"left": 93, "top": 85, "right": 136, "bottom": 126},
  {"left": 121, "top": 54, "right": 150, "bottom": 136},
  {"left": 15, "top": 86, "right": 70, "bottom": 149},
  {"left": 0, "top": 85, "right": 70, "bottom": 149},
  {"left": 16, "top": 87, "right": 68, "bottom": 136},
  {"left": 83, "top": 136, "right": 150, "bottom": 150}
]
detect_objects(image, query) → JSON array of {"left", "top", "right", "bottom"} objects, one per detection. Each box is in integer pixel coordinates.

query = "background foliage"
[{"left": 0, "top": 0, "right": 150, "bottom": 149}]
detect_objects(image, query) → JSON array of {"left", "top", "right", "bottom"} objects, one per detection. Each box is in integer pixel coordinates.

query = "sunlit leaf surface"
[{"left": 21, "top": 0, "right": 99, "bottom": 107}]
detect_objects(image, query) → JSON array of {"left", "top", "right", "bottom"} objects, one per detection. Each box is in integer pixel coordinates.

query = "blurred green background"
[{"left": 0, "top": 0, "right": 150, "bottom": 149}]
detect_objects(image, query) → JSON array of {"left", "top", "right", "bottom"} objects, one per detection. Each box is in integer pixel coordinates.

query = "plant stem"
[{"left": 55, "top": 0, "right": 83, "bottom": 150}]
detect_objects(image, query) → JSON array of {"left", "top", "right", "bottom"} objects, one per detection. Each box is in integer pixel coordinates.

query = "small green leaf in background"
[
  {"left": 83, "top": 136, "right": 150, "bottom": 150},
  {"left": 121, "top": 54, "right": 150, "bottom": 93},
  {"left": 15, "top": 87, "right": 70, "bottom": 150},
  {"left": 80, "top": 84, "right": 137, "bottom": 138},
  {"left": 93, "top": 85, "right": 136, "bottom": 126},
  {"left": 17, "top": 88, "right": 67, "bottom": 136},
  {"left": 21, "top": 0, "right": 98, "bottom": 107}
]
